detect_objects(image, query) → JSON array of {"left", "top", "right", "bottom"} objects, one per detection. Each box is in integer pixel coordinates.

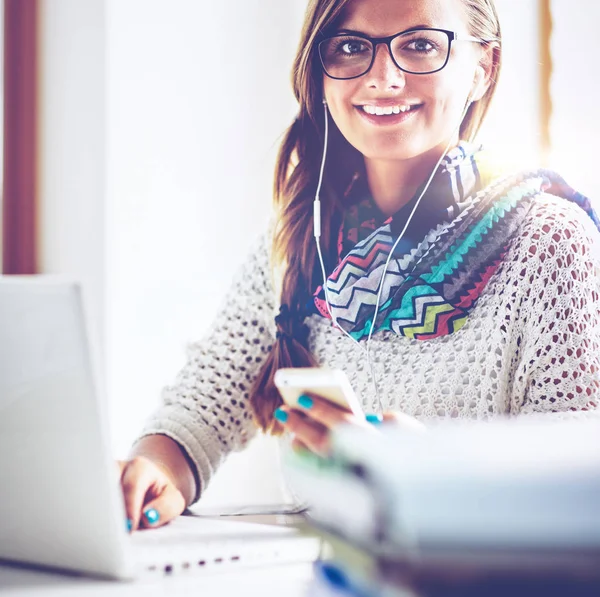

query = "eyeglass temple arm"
[{"left": 454, "top": 33, "right": 497, "bottom": 44}]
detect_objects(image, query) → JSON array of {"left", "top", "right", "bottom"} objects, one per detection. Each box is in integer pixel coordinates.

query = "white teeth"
[{"left": 362, "top": 105, "right": 413, "bottom": 116}]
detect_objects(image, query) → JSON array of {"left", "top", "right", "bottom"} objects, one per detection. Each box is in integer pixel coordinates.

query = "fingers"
[
  {"left": 120, "top": 456, "right": 185, "bottom": 532},
  {"left": 121, "top": 457, "right": 156, "bottom": 532},
  {"left": 275, "top": 393, "right": 369, "bottom": 457},
  {"left": 293, "top": 394, "right": 355, "bottom": 428},
  {"left": 138, "top": 484, "right": 186, "bottom": 530},
  {"left": 279, "top": 408, "right": 331, "bottom": 456},
  {"left": 291, "top": 436, "right": 310, "bottom": 454}
]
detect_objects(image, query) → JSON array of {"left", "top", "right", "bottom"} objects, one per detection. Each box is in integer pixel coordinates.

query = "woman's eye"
[
  {"left": 406, "top": 39, "right": 436, "bottom": 53},
  {"left": 339, "top": 40, "right": 368, "bottom": 55}
]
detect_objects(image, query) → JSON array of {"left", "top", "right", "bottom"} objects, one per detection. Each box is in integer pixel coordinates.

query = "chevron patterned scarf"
[{"left": 311, "top": 142, "right": 599, "bottom": 341}]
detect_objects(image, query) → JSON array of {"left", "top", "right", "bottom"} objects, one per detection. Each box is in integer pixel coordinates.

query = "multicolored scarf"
[{"left": 311, "top": 142, "right": 599, "bottom": 341}]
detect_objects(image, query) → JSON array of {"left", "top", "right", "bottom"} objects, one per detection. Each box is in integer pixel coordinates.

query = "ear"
[
  {"left": 470, "top": 42, "right": 499, "bottom": 103},
  {"left": 469, "top": 65, "right": 486, "bottom": 103}
]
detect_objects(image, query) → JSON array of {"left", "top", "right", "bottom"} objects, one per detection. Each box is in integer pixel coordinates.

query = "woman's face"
[{"left": 322, "top": 0, "right": 486, "bottom": 163}]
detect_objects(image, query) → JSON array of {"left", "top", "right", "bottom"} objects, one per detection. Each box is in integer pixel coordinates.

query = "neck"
[{"left": 364, "top": 141, "right": 457, "bottom": 218}]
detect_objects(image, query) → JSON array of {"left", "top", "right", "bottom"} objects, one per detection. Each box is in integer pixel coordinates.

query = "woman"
[{"left": 120, "top": 0, "right": 600, "bottom": 532}]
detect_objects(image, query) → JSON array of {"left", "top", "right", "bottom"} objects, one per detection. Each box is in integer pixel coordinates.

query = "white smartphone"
[{"left": 274, "top": 368, "right": 364, "bottom": 417}]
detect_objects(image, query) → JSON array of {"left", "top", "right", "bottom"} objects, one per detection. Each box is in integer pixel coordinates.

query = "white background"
[
  {"left": 549, "top": 0, "right": 600, "bottom": 200},
  {"left": 35, "top": 0, "right": 598, "bottom": 507}
]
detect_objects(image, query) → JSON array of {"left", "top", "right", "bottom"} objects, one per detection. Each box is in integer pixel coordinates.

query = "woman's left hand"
[{"left": 273, "top": 394, "right": 420, "bottom": 456}]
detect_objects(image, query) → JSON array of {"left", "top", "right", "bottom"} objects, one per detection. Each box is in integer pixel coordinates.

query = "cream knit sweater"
[{"left": 138, "top": 194, "right": 600, "bottom": 502}]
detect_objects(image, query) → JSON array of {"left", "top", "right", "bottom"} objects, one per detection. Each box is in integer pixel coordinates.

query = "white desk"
[
  {"left": 0, "top": 562, "right": 314, "bottom": 596},
  {"left": 0, "top": 514, "right": 317, "bottom": 596}
]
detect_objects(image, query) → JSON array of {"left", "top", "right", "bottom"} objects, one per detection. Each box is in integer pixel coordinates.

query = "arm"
[
  {"left": 128, "top": 434, "right": 198, "bottom": 508},
  {"left": 133, "top": 230, "right": 278, "bottom": 503},
  {"left": 512, "top": 196, "right": 600, "bottom": 419}
]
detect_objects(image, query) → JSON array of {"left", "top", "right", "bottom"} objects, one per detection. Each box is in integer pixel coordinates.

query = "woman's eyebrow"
[
  {"left": 334, "top": 23, "right": 435, "bottom": 36},
  {"left": 334, "top": 27, "right": 367, "bottom": 36}
]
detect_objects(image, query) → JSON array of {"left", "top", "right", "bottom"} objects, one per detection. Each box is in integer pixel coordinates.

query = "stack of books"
[{"left": 284, "top": 418, "right": 600, "bottom": 596}]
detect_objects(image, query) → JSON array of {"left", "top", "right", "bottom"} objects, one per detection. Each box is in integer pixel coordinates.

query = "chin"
[{"left": 359, "top": 137, "right": 429, "bottom": 162}]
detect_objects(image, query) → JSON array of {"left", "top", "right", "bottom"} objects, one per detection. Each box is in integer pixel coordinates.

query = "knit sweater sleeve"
[
  {"left": 510, "top": 195, "right": 600, "bottom": 420},
  {"left": 135, "top": 231, "right": 277, "bottom": 503}
]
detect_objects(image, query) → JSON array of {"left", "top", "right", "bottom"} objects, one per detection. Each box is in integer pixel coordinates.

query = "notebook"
[
  {"left": 287, "top": 415, "right": 600, "bottom": 574},
  {"left": 0, "top": 277, "right": 321, "bottom": 580}
]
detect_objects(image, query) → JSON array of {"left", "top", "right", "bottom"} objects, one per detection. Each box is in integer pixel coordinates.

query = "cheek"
[
  {"left": 323, "top": 81, "right": 362, "bottom": 135},
  {"left": 436, "top": 62, "right": 479, "bottom": 108},
  {"left": 419, "top": 87, "right": 471, "bottom": 135},
  {"left": 421, "top": 73, "right": 471, "bottom": 114},
  {"left": 323, "top": 80, "right": 356, "bottom": 116}
]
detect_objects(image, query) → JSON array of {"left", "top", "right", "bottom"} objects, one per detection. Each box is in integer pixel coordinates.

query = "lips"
[
  {"left": 355, "top": 102, "right": 423, "bottom": 126},
  {"left": 361, "top": 104, "right": 416, "bottom": 116}
]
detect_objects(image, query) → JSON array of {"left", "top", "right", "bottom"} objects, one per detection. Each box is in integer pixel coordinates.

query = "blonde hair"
[{"left": 250, "top": 0, "right": 502, "bottom": 433}]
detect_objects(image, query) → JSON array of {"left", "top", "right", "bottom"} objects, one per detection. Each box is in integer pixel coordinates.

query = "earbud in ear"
[{"left": 322, "top": 97, "right": 327, "bottom": 106}]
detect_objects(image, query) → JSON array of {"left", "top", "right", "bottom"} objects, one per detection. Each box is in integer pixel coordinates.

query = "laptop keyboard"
[{"left": 128, "top": 516, "right": 321, "bottom": 576}]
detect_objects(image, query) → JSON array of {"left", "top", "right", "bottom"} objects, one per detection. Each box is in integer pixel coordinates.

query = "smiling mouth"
[{"left": 359, "top": 104, "right": 421, "bottom": 116}]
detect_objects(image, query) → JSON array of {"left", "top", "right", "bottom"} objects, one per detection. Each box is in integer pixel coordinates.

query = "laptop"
[{"left": 0, "top": 277, "right": 320, "bottom": 580}]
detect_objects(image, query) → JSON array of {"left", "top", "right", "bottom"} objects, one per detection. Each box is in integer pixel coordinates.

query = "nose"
[{"left": 364, "top": 43, "right": 406, "bottom": 90}]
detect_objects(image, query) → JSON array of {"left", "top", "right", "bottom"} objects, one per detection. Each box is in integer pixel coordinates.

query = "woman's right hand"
[{"left": 118, "top": 456, "right": 186, "bottom": 532}]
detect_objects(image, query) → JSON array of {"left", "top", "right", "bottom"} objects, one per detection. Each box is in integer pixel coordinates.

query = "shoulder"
[
  {"left": 220, "top": 217, "right": 278, "bottom": 307},
  {"left": 526, "top": 193, "right": 599, "bottom": 247},
  {"left": 491, "top": 191, "right": 600, "bottom": 323},
  {"left": 508, "top": 192, "right": 600, "bottom": 271},
  {"left": 243, "top": 215, "right": 277, "bottom": 270}
]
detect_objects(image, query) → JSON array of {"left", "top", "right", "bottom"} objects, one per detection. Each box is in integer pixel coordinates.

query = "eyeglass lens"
[{"left": 319, "top": 29, "right": 451, "bottom": 79}]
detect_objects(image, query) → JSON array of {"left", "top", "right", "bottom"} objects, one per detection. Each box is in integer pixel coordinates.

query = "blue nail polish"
[
  {"left": 274, "top": 408, "right": 289, "bottom": 423},
  {"left": 315, "top": 561, "right": 351, "bottom": 591},
  {"left": 126, "top": 518, "right": 132, "bottom": 532},
  {"left": 144, "top": 508, "right": 160, "bottom": 525},
  {"left": 365, "top": 413, "right": 383, "bottom": 425},
  {"left": 297, "top": 394, "right": 313, "bottom": 409}
]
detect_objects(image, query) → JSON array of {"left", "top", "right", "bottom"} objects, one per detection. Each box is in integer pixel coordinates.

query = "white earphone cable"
[
  {"left": 314, "top": 101, "right": 378, "bottom": 404},
  {"left": 314, "top": 103, "right": 364, "bottom": 347},
  {"left": 314, "top": 93, "right": 474, "bottom": 412}
]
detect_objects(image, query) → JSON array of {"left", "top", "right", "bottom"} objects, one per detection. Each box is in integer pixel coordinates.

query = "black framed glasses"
[{"left": 318, "top": 27, "right": 489, "bottom": 80}]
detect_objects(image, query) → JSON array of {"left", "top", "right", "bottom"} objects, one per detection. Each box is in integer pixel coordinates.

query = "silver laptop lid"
[{"left": 0, "top": 277, "right": 131, "bottom": 579}]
